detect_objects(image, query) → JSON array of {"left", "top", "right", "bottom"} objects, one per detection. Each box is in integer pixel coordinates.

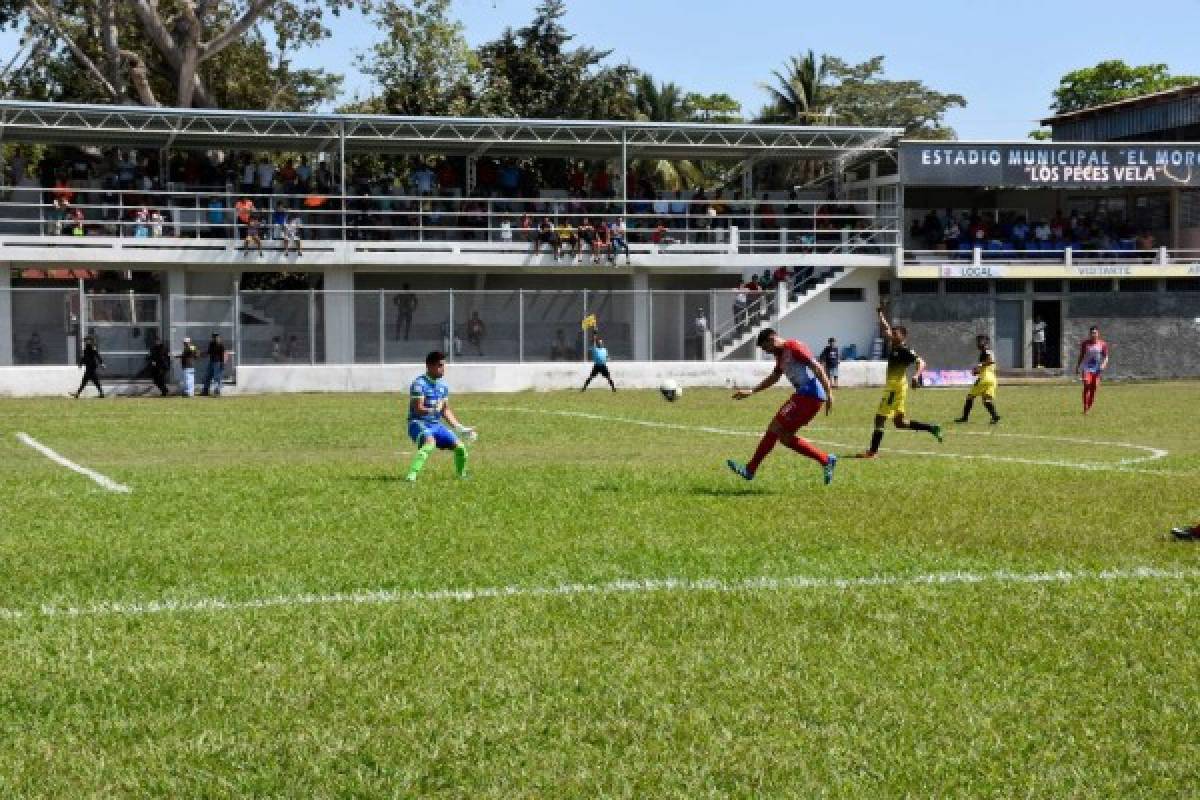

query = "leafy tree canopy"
[{"left": 1050, "top": 60, "right": 1200, "bottom": 115}]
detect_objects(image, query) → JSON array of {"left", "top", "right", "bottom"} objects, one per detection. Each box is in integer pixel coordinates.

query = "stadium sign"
[
  {"left": 900, "top": 142, "right": 1200, "bottom": 187},
  {"left": 901, "top": 262, "right": 1200, "bottom": 279},
  {"left": 940, "top": 265, "right": 1006, "bottom": 278}
]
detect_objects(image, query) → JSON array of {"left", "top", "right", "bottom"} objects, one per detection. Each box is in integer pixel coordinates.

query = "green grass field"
[{"left": 2, "top": 381, "right": 1199, "bottom": 797}]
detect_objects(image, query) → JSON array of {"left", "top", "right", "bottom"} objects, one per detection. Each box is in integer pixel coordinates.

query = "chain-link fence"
[{"left": 4, "top": 287, "right": 769, "bottom": 372}]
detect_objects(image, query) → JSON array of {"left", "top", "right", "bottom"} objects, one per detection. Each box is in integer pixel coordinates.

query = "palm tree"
[
  {"left": 759, "top": 50, "right": 832, "bottom": 125},
  {"left": 631, "top": 74, "right": 705, "bottom": 191}
]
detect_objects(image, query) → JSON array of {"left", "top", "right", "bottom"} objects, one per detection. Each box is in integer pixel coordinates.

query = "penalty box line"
[
  {"left": 491, "top": 408, "right": 1175, "bottom": 476},
  {"left": 1, "top": 566, "right": 1198, "bottom": 621},
  {"left": 15, "top": 432, "right": 132, "bottom": 494}
]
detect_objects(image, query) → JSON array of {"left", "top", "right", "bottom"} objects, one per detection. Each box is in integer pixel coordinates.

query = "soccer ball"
[{"left": 659, "top": 379, "right": 682, "bottom": 402}]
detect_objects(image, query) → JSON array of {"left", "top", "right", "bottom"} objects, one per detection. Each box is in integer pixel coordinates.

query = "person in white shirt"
[
  {"left": 1031, "top": 316, "right": 1047, "bottom": 368},
  {"left": 256, "top": 157, "right": 275, "bottom": 195},
  {"left": 241, "top": 159, "right": 256, "bottom": 194}
]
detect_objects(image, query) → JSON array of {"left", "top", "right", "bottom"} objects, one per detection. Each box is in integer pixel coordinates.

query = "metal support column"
[
  {"left": 233, "top": 280, "right": 241, "bottom": 377},
  {"left": 447, "top": 289, "right": 454, "bottom": 363},
  {"left": 379, "top": 288, "right": 386, "bottom": 364},
  {"left": 620, "top": 131, "right": 628, "bottom": 222},
  {"left": 582, "top": 288, "right": 589, "bottom": 361},
  {"left": 308, "top": 288, "right": 316, "bottom": 365},
  {"left": 518, "top": 289, "right": 525, "bottom": 363},
  {"left": 339, "top": 121, "right": 347, "bottom": 242}
]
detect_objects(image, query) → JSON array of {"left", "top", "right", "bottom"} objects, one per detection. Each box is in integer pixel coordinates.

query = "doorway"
[
  {"left": 1032, "top": 299, "right": 1063, "bottom": 368},
  {"left": 993, "top": 300, "right": 1024, "bottom": 368}
]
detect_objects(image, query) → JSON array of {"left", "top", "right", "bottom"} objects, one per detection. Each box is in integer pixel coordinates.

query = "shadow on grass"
[
  {"left": 350, "top": 473, "right": 407, "bottom": 483},
  {"left": 686, "top": 485, "right": 777, "bottom": 497}
]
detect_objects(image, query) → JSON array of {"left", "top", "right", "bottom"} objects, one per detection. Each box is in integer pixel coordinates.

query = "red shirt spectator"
[{"left": 592, "top": 168, "right": 610, "bottom": 196}]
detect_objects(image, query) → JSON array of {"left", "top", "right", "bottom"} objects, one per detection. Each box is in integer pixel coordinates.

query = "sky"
[
  {"left": 5, "top": 0, "right": 1200, "bottom": 139},
  {"left": 293, "top": 0, "right": 1200, "bottom": 139}
]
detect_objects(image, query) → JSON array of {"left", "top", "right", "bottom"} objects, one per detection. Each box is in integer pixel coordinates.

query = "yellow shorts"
[
  {"left": 968, "top": 380, "right": 997, "bottom": 399},
  {"left": 876, "top": 384, "right": 908, "bottom": 418}
]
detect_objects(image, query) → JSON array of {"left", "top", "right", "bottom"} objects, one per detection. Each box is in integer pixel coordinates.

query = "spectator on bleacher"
[
  {"left": 1012, "top": 217, "right": 1029, "bottom": 248},
  {"left": 593, "top": 218, "right": 610, "bottom": 263},
  {"left": 412, "top": 161, "right": 435, "bottom": 195},
  {"left": 296, "top": 155, "right": 313, "bottom": 191},
  {"left": 279, "top": 158, "right": 297, "bottom": 196},
  {"left": 609, "top": 219, "right": 630, "bottom": 265},
  {"left": 242, "top": 214, "right": 263, "bottom": 258},
  {"left": 117, "top": 151, "right": 136, "bottom": 189},
  {"left": 149, "top": 208, "right": 164, "bottom": 238},
  {"left": 283, "top": 212, "right": 303, "bottom": 256},
  {"left": 533, "top": 217, "right": 561, "bottom": 260},
  {"left": 436, "top": 159, "right": 459, "bottom": 190},
  {"left": 577, "top": 218, "right": 597, "bottom": 263},
  {"left": 271, "top": 336, "right": 285, "bottom": 362},
  {"left": 557, "top": 219, "right": 579, "bottom": 261},
  {"left": 1136, "top": 231, "right": 1156, "bottom": 252},
  {"left": 592, "top": 166, "right": 611, "bottom": 197},
  {"left": 651, "top": 221, "right": 676, "bottom": 248},
  {"left": 1034, "top": 219, "right": 1051, "bottom": 246},
  {"left": 134, "top": 207, "right": 150, "bottom": 238},
  {"left": 271, "top": 202, "right": 287, "bottom": 241},
  {"left": 758, "top": 268, "right": 773, "bottom": 289},
  {"left": 757, "top": 193, "right": 778, "bottom": 244},
  {"left": 256, "top": 156, "right": 275, "bottom": 197},
  {"left": 206, "top": 197, "right": 226, "bottom": 238},
  {"left": 1050, "top": 212, "right": 1065, "bottom": 241},
  {"left": 669, "top": 191, "right": 687, "bottom": 231},
  {"left": 943, "top": 217, "right": 961, "bottom": 250},
  {"left": 239, "top": 156, "right": 256, "bottom": 195},
  {"left": 773, "top": 265, "right": 789, "bottom": 287},
  {"left": 652, "top": 193, "right": 669, "bottom": 218},
  {"left": 235, "top": 195, "right": 255, "bottom": 235}
]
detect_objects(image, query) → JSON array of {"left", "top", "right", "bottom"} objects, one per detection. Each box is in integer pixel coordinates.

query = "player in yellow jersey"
[
  {"left": 955, "top": 334, "right": 1001, "bottom": 424},
  {"left": 856, "top": 307, "right": 942, "bottom": 458}
]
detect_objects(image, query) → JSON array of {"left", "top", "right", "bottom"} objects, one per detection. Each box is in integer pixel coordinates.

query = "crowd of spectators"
[
  {"left": 908, "top": 209, "right": 1158, "bottom": 254},
  {"left": 1, "top": 145, "right": 880, "bottom": 251}
]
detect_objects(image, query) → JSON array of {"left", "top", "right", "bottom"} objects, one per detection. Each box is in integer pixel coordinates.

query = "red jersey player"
[
  {"left": 1074, "top": 326, "right": 1109, "bottom": 414},
  {"left": 726, "top": 328, "right": 837, "bottom": 485}
]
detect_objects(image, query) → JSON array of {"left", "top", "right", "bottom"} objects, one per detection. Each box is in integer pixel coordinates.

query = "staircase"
[{"left": 714, "top": 267, "right": 855, "bottom": 360}]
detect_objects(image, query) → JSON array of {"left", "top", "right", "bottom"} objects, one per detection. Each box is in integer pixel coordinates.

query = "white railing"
[{"left": 0, "top": 186, "right": 899, "bottom": 256}]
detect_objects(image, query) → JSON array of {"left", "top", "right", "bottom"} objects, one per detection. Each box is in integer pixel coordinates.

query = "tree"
[
  {"left": 758, "top": 50, "right": 829, "bottom": 124},
  {"left": 1049, "top": 60, "right": 1200, "bottom": 114},
  {"left": 0, "top": 1, "right": 360, "bottom": 109},
  {"left": 683, "top": 92, "right": 741, "bottom": 124},
  {"left": 633, "top": 75, "right": 687, "bottom": 122},
  {"left": 819, "top": 55, "right": 965, "bottom": 139},
  {"left": 352, "top": 0, "right": 477, "bottom": 116},
  {"left": 473, "top": 0, "right": 637, "bottom": 120}
]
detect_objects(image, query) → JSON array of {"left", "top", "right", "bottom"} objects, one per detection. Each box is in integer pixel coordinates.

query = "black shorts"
[{"left": 589, "top": 364, "right": 611, "bottom": 379}]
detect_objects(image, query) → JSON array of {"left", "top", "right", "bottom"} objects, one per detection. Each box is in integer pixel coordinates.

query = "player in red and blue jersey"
[
  {"left": 1074, "top": 326, "right": 1109, "bottom": 414},
  {"left": 405, "top": 350, "right": 476, "bottom": 482},
  {"left": 726, "top": 328, "right": 837, "bottom": 485}
]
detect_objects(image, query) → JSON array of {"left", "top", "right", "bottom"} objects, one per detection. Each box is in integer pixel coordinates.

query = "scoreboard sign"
[{"left": 900, "top": 141, "right": 1200, "bottom": 188}]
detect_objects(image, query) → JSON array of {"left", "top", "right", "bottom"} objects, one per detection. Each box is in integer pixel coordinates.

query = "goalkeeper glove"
[{"left": 455, "top": 424, "right": 478, "bottom": 442}]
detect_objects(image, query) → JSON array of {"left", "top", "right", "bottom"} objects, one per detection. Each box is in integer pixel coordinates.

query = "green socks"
[
  {"left": 454, "top": 444, "right": 469, "bottom": 478},
  {"left": 406, "top": 441, "right": 435, "bottom": 481}
]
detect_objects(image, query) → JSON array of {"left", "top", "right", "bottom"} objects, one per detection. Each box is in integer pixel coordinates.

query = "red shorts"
[
  {"left": 1082, "top": 372, "right": 1101, "bottom": 388},
  {"left": 773, "top": 393, "right": 823, "bottom": 433}
]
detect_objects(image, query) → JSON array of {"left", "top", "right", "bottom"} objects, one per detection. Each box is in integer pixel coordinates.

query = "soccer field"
[{"left": 2, "top": 381, "right": 1199, "bottom": 797}]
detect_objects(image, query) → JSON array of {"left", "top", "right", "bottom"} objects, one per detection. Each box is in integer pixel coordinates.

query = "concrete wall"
[
  {"left": 1064, "top": 295, "right": 1200, "bottom": 378},
  {"left": 777, "top": 268, "right": 889, "bottom": 360},
  {"left": 891, "top": 289, "right": 1200, "bottom": 377},
  {"left": 0, "top": 360, "right": 887, "bottom": 397},
  {"left": 890, "top": 294, "right": 992, "bottom": 370}
]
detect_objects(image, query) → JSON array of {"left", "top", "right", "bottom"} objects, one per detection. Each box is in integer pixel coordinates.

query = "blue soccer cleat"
[
  {"left": 726, "top": 459, "right": 754, "bottom": 480},
  {"left": 823, "top": 454, "right": 838, "bottom": 485}
]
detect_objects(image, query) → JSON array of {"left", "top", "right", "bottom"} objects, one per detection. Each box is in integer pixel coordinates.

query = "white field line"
[
  {"left": 15, "top": 432, "right": 131, "bottom": 494},
  {"left": 492, "top": 408, "right": 1175, "bottom": 475},
  {"left": 1, "top": 566, "right": 1197, "bottom": 621}
]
